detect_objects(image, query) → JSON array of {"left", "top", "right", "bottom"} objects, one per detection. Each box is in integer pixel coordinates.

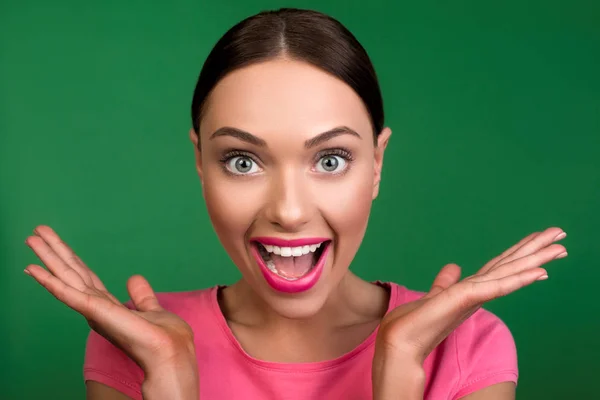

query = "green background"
[{"left": 1, "top": 1, "right": 598, "bottom": 399}]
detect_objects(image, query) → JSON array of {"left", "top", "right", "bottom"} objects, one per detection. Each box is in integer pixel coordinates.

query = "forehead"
[{"left": 200, "top": 58, "right": 372, "bottom": 139}]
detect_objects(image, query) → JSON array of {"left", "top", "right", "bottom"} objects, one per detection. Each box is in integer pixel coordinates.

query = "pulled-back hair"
[{"left": 191, "top": 8, "right": 384, "bottom": 142}]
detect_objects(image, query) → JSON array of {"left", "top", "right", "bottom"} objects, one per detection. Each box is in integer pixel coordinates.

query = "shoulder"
[
  {"left": 385, "top": 282, "right": 518, "bottom": 399},
  {"left": 449, "top": 307, "right": 518, "bottom": 399}
]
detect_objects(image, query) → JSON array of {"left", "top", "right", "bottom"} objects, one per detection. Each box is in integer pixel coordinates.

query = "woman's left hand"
[{"left": 372, "top": 227, "right": 567, "bottom": 399}]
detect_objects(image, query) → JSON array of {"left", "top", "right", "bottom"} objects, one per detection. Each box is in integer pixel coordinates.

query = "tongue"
[{"left": 271, "top": 253, "right": 314, "bottom": 279}]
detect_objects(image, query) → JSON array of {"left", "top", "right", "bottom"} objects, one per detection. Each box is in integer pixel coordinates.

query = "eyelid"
[
  {"left": 311, "top": 147, "right": 354, "bottom": 175},
  {"left": 219, "top": 149, "right": 264, "bottom": 176},
  {"left": 219, "top": 149, "right": 262, "bottom": 164},
  {"left": 314, "top": 147, "right": 354, "bottom": 162},
  {"left": 218, "top": 147, "right": 354, "bottom": 175}
]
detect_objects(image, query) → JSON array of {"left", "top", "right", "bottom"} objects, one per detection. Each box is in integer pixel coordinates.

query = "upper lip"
[{"left": 251, "top": 237, "right": 331, "bottom": 247}]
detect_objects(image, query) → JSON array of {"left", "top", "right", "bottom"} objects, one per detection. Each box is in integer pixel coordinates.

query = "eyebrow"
[
  {"left": 209, "top": 126, "right": 362, "bottom": 148},
  {"left": 304, "top": 126, "right": 361, "bottom": 148},
  {"left": 209, "top": 127, "right": 267, "bottom": 147}
]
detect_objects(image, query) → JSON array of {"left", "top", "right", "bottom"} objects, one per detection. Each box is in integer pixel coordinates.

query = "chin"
[{"left": 244, "top": 240, "right": 343, "bottom": 319}]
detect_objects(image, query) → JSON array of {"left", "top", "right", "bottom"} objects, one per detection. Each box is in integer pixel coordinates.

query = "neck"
[{"left": 219, "top": 271, "right": 390, "bottom": 335}]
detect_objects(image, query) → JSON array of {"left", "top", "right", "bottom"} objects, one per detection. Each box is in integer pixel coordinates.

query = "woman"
[{"left": 24, "top": 8, "right": 567, "bottom": 400}]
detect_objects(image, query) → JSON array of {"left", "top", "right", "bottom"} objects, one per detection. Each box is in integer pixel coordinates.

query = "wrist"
[
  {"left": 142, "top": 358, "right": 199, "bottom": 400},
  {"left": 372, "top": 348, "right": 425, "bottom": 400}
]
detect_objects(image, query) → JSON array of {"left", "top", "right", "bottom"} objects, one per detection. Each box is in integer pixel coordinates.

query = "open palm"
[
  {"left": 24, "top": 226, "right": 195, "bottom": 373},
  {"left": 375, "top": 227, "right": 567, "bottom": 365}
]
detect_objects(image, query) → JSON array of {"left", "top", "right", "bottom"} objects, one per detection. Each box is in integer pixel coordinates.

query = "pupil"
[
  {"left": 236, "top": 157, "right": 252, "bottom": 172},
  {"left": 322, "top": 156, "right": 338, "bottom": 171}
]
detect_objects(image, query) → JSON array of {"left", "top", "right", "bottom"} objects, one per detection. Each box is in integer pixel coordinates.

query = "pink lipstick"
[
  {"left": 252, "top": 237, "right": 330, "bottom": 247},
  {"left": 250, "top": 237, "right": 331, "bottom": 294}
]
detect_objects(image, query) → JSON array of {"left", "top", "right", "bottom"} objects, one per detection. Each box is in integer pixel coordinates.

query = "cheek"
[
  {"left": 202, "top": 159, "right": 375, "bottom": 271},
  {"left": 202, "top": 172, "right": 262, "bottom": 252},
  {"left": 319, "top": 166, "right": 374, "bottom": 265},
  {"left": 325, "top": 174, "right": 373, "bottom": 230}
]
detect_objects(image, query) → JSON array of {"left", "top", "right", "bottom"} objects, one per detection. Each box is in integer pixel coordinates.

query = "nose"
[{"left": 263, "top": 169, "right": 312, "bottom": 232}]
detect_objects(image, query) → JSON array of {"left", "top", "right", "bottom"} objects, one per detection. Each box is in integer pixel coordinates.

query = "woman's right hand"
[{"left": 24, "top": 225, "right": 198, "bottom": 393}]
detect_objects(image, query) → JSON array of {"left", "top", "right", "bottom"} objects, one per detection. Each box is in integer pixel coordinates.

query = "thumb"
[
  {"left": 425, "top": 263, "right": 462, "bottom": 298},
  {"left": 127, "top": 275, "right": 162, "bottom": 312}
]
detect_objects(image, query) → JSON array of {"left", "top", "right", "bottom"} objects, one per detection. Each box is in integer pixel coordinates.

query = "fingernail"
[
  {"left": 24, "top": 269, "right": 31, "bottom": 276},
  {"left": 536, "top": 274, "right": 549, "bottom": 281},
  {"left": 554, "top": 232, "right": 567, "bottom": 241},
  {"left": 554, "top": 251, "right": 568, "bottom": 259}
]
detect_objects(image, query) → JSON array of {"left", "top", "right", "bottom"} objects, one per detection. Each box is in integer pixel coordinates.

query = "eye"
[
  {"left": 315, "top": 155, "right": 347, "bottom": 173},
  {"left": 225, "top": 156, "right": 261, "bottom": 175}
]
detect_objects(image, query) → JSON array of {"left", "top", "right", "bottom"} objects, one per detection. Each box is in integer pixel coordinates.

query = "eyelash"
[
  {"left": 313, "top": 148, "right": 354, "bottom": 176},
  {"left": 218, "top": 148, "right": 355, "bottom": 176},
  {"left": 315, "top": 148, "right": 354, "bottom": 163},
  {"left": 218, "top": 150, "right": 260, "bottom": 176},
  {"left": 218, "top": 150, "right": 258, "bottom": 164}
]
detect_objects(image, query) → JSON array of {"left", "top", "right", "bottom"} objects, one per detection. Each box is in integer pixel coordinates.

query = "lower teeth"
[
  {"left": 258, "top": 243, "right": 328, "bottom": 281},
  {"left": 266, "top": 260, "right": 299, "bottom": 281}
]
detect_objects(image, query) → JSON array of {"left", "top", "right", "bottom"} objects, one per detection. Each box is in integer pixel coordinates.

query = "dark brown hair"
[{"left": 190, "top": 8, "right": 384, "bottom": 141}]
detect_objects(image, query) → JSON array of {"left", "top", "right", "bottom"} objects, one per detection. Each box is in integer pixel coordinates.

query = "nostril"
[
  {"left": 264, "top": 181, "right": 312, "bottom": 230},
  {"left": 266, "top": 206, "right": 310, "bottom": 230}
]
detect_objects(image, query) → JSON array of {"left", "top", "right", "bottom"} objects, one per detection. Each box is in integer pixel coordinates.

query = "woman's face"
[{"left": 191, "top": 58, "right": 390, "bottom": 318}]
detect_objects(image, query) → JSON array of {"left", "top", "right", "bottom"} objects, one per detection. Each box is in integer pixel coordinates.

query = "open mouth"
[{"left": 253, "top": 240, "right": 330, "bottom": 281}]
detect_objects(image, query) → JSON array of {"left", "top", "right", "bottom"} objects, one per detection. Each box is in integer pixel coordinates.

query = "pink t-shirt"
[{"left": 83, "top": 282, "right": 518, "bottom": 399}]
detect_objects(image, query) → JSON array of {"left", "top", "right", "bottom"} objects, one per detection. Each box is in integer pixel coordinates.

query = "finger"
[
  {"left": 25, "top": 264, "right": 97, "bottom": 312},
  {"left": 398, "top": 267, "right": 547, "bottom": 358},
  {"left": 86, "top": 271, "right": 109, "bottom": 293},
  {"left": 425, "top": 263, "right": 462, "bottom": 298},
  {"left": 34, "top": 225, "right": 99, "bottom": 289},
  {"left": 25, "top": 265, "right": 161, "bottom": 360},
  {"left": 477, "top": 231, "right": 541, "bottom": 274},
  {"left": 478, "top": 244, "right": 566, "bottom": 281},
  {"left": 34, "top": 225, "right": 122, "bottom": 305},
  {"left": 33, "top": 226, "right": 109, "bottom": 292},
  {"left": 488, "top": 227, "right": 565, "bottom": 272},
  {"left": 465, "top": 267, "right": 548, "bottom": 303},
  {"left": 33, "top": 227, "right": 121, "bottom": 307},
  {"left": 26, "top": 236, "right": 87, "bottom": 291},
  {"left": 127, "top": 275, "right": 162, "bottom": 312}
]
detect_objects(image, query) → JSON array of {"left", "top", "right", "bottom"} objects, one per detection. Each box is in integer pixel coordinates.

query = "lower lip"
[{"left": 251, "top": 243, "right": 330, "bottom": 294}]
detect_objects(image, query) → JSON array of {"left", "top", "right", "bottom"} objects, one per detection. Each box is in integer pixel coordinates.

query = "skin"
[
  {"left": 191, "top": 58, "right": 392, "bottom": 362},
  {"left": 24, "top": 58, "right": 568, "bottom": 400}
]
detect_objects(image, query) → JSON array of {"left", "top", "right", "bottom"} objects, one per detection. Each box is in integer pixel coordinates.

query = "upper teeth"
[{"left": 263, "top": 242, "right": 323, "bottom": 257}]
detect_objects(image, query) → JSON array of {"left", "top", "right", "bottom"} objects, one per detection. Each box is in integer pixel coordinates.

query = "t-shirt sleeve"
[
  {"left": 83, "top": 301, "right": 145, "bottom": 400},
  {"left": 450, "top": 308, "right": 519, "bottom": 399}
]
